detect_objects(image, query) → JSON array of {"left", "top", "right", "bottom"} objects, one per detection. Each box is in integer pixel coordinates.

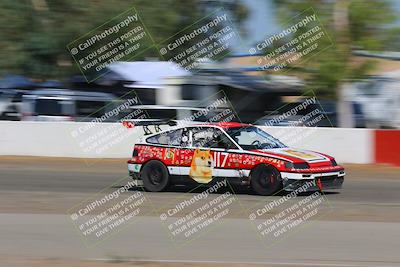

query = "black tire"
[
  {"left": 250, "top": 164, "right": 282, "bottom": 196},
  {"left": 141, "top": 160, "right": 170, "bottom": 192}
]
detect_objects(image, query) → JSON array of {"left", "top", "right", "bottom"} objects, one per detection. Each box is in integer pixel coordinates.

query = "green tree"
[
  {"left": 272, "top": 0, "right": 399, "bottom": 98},
  {"left": 0, "top": 0, "right": 247, "bottom": 80}
]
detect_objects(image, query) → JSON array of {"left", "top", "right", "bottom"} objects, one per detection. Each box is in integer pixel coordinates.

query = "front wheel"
[
  {"left": 141, "top": 160, "right": 170, "bottom": 192},
  {"left": 250, "top": 165, "right": 282, "bottom": 196}
]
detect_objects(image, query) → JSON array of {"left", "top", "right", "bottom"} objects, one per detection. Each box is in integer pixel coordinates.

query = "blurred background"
[
  {"left": 1, "top": 0, "right": 400, "bottom": 128},
  {"left": 2, "top": 2, "right": 400, "bottom": 266}
]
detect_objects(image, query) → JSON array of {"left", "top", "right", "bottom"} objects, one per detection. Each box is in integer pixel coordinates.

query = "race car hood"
[{"left": 252, "top": 148, "right": 333, "bottom": 164}]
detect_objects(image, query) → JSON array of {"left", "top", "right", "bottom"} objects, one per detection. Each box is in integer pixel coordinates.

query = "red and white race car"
[{"left": 127, "top": 122, "right": 345, "bottom": 195}]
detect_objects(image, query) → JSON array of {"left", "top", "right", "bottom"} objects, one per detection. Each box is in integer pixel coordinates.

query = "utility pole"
[{"left": 333, "top": 0, "right": 355, "bottom": 128}]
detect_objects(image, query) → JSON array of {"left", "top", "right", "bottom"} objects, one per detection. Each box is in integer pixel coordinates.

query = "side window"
[
  {"left": 35, "top": 99, "right": 65, "bottom": 116},
  {"left": 76, "top": 100, "right": 107, "bottom": 118},
  {"left": 191, "top": 127, "right": 215, "bottom": 148},
  {"left": 191, "top": 127, "right": 236, "bottom": 149},
  {"left": 146, "top": 129, "right": 183, "bottom": 146},
  {"left": 146, "top": 109, "right": 177, "bottom": 120},
  {"left": 213, "top": 128, "right": 237, "bottom": 149}
]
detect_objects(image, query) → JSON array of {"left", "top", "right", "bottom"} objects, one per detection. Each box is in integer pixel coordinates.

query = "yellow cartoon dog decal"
[{"left": 189, "top": 148, "right": 214, "bottom": 183}]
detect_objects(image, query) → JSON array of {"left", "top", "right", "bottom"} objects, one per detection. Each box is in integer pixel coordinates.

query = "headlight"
[
  {"left": 293, "top": 163, "right": 309, "bottom": 169},
  {"left": 285, "top": 162, "right": 309, "bottom": 169},
  {"left": 285, "top": 162, "right": 294, "bottom": 169},
  {"left": 331, "top": 159, "right": 337, "bottom": 166}
]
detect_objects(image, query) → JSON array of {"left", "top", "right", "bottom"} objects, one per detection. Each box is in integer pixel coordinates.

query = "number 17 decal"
[{"left": 214, "top": 152, "right": 228, "bottom": 168}]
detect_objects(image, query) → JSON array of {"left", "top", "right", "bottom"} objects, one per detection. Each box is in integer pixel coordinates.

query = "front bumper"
[{"left": 281, "top": 170, "right": 345, "bottom": 191}]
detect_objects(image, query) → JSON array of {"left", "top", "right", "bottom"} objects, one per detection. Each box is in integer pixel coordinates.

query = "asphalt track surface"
[{"left": 1, "top": 157, "right": 400, "bottom": 267}]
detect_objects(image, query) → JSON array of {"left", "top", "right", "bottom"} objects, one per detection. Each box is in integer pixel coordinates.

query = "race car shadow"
[
  {"left": 114, "top": 183, "right": 245, "bottom": 195},
  {"left": 113, "top": 184, "right": 340, "bottom": 197},
  {"left": 164, "top": 184, "right": 341, "bottom": 197}
]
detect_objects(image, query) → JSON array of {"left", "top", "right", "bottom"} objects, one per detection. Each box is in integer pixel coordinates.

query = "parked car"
[
  {"left": 0, "top": 89, "right": 27, "bottom": 121},
  {"left": 21, "top": 89, "right": 117, "bottom": 122},
  {"left": 256, "top": 100, "right": 338, "bottom": 127},
  {"left": 346, "top": 74, "right": 400, "bottom": 128}
]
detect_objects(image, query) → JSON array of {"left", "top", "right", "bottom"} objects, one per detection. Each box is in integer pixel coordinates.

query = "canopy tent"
[{"left": 107, "top": 61, "right": 191, "bottom": 89}]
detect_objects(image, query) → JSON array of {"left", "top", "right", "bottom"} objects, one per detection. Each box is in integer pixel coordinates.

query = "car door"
[
  {"left": 177, "top": 127, "right": 213, "bottom": 184},
  {"left": 187, "top": 126, "right": 239, "bottom": 183},
  {"left": 206, "top": 128, "right": 243, "bottom": 179}
]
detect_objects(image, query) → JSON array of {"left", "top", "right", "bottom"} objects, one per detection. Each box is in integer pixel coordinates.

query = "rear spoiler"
[
  {"left": 122, "top": 119, "right": 178, "bottom": 135},
  {"left": 122, "top": 119, "right": 211, "bottom": 135}
]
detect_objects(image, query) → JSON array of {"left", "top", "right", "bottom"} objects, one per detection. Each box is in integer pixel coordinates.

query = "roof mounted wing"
[{"left": 122, "top": 119, "right": 178, "bottom": 135}]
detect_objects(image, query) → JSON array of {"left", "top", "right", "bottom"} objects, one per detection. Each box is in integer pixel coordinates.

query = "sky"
[{"left": 236, "top": 0, "right": 400, "bottom": 54}]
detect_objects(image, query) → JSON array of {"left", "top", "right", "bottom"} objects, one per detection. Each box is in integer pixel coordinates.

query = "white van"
[
  {"left": 21, "top": 89, "right": 117, "bottom": 122},
  {"left": 346, "top": 72, "right": 400, "bottom": 129}
]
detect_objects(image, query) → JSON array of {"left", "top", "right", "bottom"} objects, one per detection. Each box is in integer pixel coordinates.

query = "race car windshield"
[{"left": 226, "top": 126, "right": 287, "bottom": 150}]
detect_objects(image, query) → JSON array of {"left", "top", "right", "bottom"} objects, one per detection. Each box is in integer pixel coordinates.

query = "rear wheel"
[
  {"left": 141, "top": 160, "right": 170, "bottom": 192},
  {"left": 251, "top": 165, "right": 281, "bottom": 196}
]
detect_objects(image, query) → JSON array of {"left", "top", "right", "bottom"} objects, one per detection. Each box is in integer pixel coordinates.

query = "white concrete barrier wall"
[
  {"left": 261, "top": 126, "right": 373, "bottom": 164},
  {"left": 0, "top": 121, "right": 373, "bottom": 164},
  {"left": 0, "top": 121, "right": 142, "bottom": 158}
]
